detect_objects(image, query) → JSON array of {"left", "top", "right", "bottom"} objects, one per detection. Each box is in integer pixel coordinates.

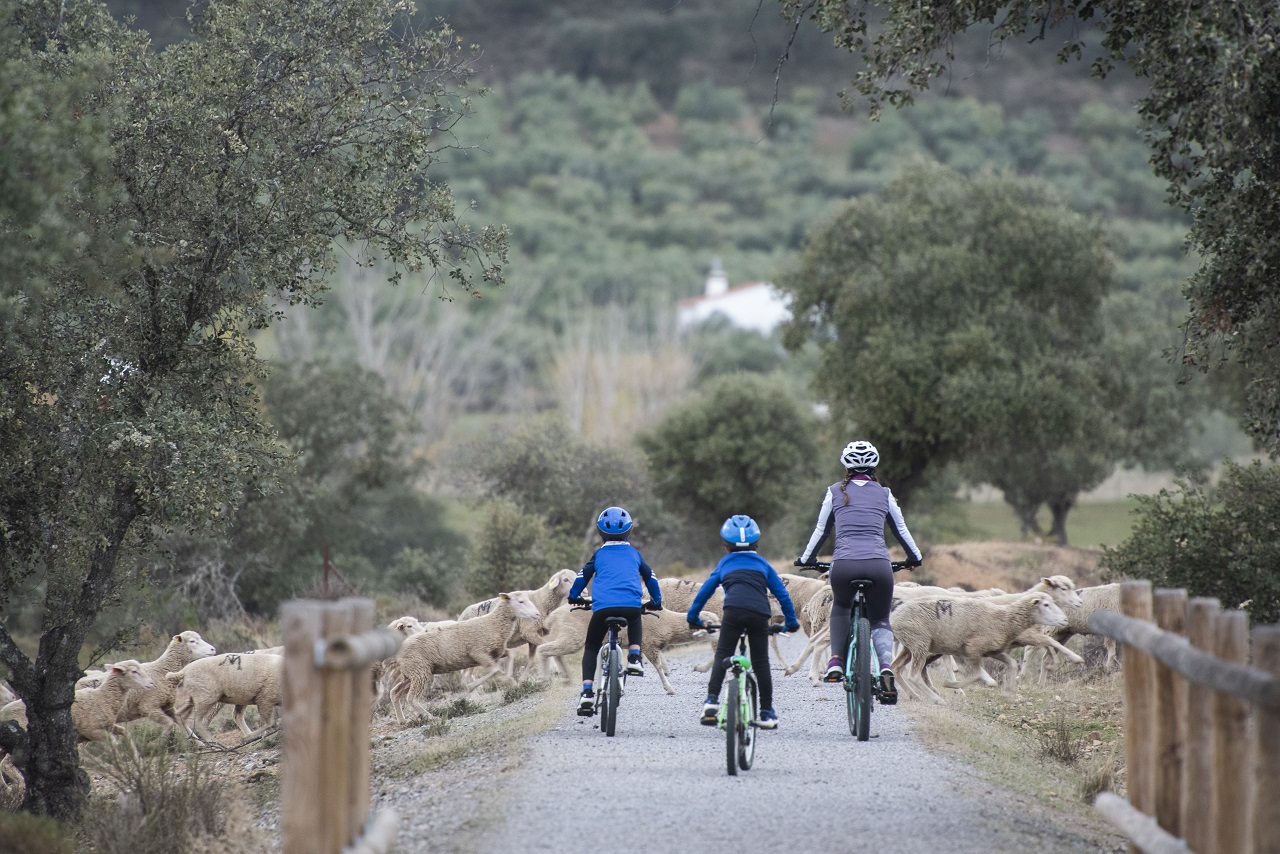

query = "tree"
[
  {"left": 777, "top": 165, "right": 1126, "bottom": 537},
  {"left": 0, "top": 0, "right": 503, "bottom": 820},
  {"left": 638, "top": 373, "right": 819, "bottom": 550},
  {"left": 782, "top": 0, "right": 1280, "bottom": 454},
  {"left": 1101, "top": 462, "right": 1280, "bottom": 624}
]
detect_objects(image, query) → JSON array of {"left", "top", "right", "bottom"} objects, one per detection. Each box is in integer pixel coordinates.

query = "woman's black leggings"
[
  {"left": 705, "top": 607, "right": 774, "bottom": 710},
  {"left": 828, "top": 558, "right": 895, "bottom": 667},
  {"left": 581, "top": 606, "right": 643, "bottom": 683}
]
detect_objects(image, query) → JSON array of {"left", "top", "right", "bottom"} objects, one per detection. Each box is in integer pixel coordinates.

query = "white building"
[{"left": 676, "top": 259, "right": 791, "bottom": 334}]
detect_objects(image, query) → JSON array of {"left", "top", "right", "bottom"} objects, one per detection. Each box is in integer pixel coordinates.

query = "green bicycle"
[{"left": 707, "top": 623, "right": 786, "bottom": 775}]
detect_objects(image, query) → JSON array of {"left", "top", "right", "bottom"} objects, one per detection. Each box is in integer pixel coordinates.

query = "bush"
[
  {"left": 0, "top": 811, "right": 74, "bottom": 854},
  {"left": 1101, "top": 460, "right": 1280, "bottom": 623},
  {"left": 463, "top": 499, "right": 582, "bottom": 598}
]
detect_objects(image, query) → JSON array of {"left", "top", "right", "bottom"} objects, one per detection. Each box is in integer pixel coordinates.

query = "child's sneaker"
[
  {"left": 755, "top": 709, "right": 779, "bottom": 729},
  {"left": 700, "top": 698, "right": 719, "bottom": 726},
  {"left": 879, "top": 668, "right": 898, "bottom": 705},
  {"left": 577, "top": 689, "right": 595, "bottom": 717},
  {"left": 625, "top": 652, "right": 644, "bottom": 676},
  {"left": 823, "top": 656, "right": 844, "bottom": 682}
]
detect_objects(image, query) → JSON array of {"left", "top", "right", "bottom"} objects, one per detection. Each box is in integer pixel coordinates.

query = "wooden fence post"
[
  {"left": 320, "top": 601, "right": 355, "bottom": 849},
  {"left": 1152, "top": 588, "right": 1187, "bottom": 839},
  {"left": 346, "top": 598, "right": 375, "bottom": 839},
  {"left": 1182, "top": 597, "right": 1221, "bottom": 854},
  {"left": 1213, "top": 610, "right": 1252, "bottom": 854},
  {"left": 1253, "top": 626, "right": 1280, "bottom": 854},
  {"left": 281, "top": 600, "right": 324, "bottom": 854},
  {"left": 1121, "top": 580, "right": 1156, "bottom": 854}
]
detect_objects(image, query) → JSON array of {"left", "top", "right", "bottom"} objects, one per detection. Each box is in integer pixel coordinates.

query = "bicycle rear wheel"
[
  {"left": 737, "top": 674, "right": 758, "bottom": 771},
  {"left": 604, "top": 646, "right": 621, "bottom": 737},
  {"left": 725, "top": 676, "right": 739, "bottom": 776},
  {"left": 846, "top": 608, "right": 872, "bottom": 741}
]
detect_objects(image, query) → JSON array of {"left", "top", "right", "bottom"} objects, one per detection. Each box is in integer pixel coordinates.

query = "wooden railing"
[
  {"left": 1088, "top": 580, "right": 1280, "bottom": 854},
  {"left": 280, "top": 598, "right": 403, "bottom": 854}
]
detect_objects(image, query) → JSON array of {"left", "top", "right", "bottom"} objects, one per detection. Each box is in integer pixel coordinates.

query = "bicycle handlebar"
[
  {"left": 568, "top": 599, "right": 660, "bottom": 616},
  {"left": 701, "top": 624, "right": 789, "bottom": 635},
  {"left": 793, "top": 559, "right": 918, "bottom": 572}
]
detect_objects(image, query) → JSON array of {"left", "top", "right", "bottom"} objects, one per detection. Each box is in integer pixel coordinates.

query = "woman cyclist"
[{"left": 796, "top": 440, "right": 922, "bottom": 700}]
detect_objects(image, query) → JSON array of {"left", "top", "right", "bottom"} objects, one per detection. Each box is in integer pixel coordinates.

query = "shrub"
[
  {"left": 0, "top": 811, "right": 75, "bottom": 854},
  {"left": 1101, "top": 461, "right": 1280, "bottom": 623}
]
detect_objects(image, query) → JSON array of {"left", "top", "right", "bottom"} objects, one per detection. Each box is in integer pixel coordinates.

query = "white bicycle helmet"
[{"left": 840, "top": 440, "right": 879, "bottom": 471}]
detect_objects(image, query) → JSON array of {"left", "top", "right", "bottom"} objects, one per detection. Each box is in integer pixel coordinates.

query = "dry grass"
[
  {"left": 902, "top": 654, "right": 1126, "bottom": 840},
  {"left": 921, "top": 541, "right": 1106, "bottom": 592}
]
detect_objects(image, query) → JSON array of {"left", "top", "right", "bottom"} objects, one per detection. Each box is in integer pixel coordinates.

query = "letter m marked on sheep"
[
  {"left": 224, "top": 654, "right": 243, "bottom": 669},
  {"left": 935, "top": 600, "right": 953, "bottom": 619}
]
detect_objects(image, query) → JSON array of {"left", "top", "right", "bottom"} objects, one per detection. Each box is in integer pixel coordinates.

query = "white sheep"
[
  {"left": 458, "top": 569, "right": 576, "bottom": 621},
  {"left": 500, "top": 569, "right": 577, "bottom": 677},
  {"left": 531, "top": 603, "right": 719, "bottom": 695},
  {"left": 1019, "top": 582, "right": 1121, "bottom": 682},
  {"left": 890, "top": 592, "right": 1069, "bottom": 703},
  {"left": 390, "top": 591, "right": 542, "bottom": 723},
  {"left": 783, "top": 588, "right": 835, "bottom": 683},
  {"left": 112, "top": 631, "right": 218, "bottom": 729},
  {"left": 168, "top": 652, "right": 284, "bottom": 742},
  {"left": 0, "top": 681, "right": 14, "bottom": 706},
  {"left": 1, "top": 661, "right": 156, "bottom": 742}
]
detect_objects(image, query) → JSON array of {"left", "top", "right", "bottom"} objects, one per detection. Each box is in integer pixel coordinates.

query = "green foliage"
[
  {"left": 1102, "top": 461, "right": 1280, "bottom": 624},
  {"left": 464, "top": 499, "right": 581, "bottom": 597},
  {"left": 790, "top": 0, "right": 1280, "bottom": 453},
  {"left": 639, "top": 373, "right": 820, "bottom": 539},
  {"left": 688, "top": 317, "right": 786, "bottom": 382},
  {"left": 778, "top": 165, "right": 1119, "bottom": 516},
  {"left": 0, "top": 0, "right": 501, "bottom": 818}
]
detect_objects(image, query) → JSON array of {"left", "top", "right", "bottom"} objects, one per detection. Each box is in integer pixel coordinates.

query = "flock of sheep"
[{"left": 0, "top": 562, "right": 1120, "bottom": 796}]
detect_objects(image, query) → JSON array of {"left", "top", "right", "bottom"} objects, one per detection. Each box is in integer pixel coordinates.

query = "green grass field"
[{"left": 959, "top": 498, "right": 1142, "bottom": 550}]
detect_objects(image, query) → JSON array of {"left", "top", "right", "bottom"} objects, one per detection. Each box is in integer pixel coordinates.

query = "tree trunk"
[
  {"left": 1048, "top": 495, "right": 1075, "bottom": 546},
  {"left": 1006, "top": 497, "right": 1044, "bottom": 539},
  {"left": 0, "top": 483, "right": 140, "bottom": 822}
]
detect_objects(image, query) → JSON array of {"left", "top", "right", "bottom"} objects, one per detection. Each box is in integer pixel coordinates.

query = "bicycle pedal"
[{"left": 880, "top": 691, "right": 898, "bottom": 705}]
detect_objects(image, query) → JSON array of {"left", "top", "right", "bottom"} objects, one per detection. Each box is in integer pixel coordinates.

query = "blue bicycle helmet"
[
  {"left": 720, "top": 514, "right": 761, "bottom": 549},
  {"left": 597, "top": 506, "right": 633, "bottom": 537}
]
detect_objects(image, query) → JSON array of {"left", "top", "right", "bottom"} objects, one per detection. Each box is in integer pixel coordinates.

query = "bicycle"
[
  {"left": 704, "top": 622, "right": 787, "bottom": 775},
  {"left": 806, "top": 560, "right": 914, "bottom": 741},
  {"left": 569, "top": 599, "right": 659, "bottom": 737}
]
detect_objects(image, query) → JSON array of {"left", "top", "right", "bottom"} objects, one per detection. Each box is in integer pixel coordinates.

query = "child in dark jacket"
[
  {"left": 687, "top": 515, "right": 799, "bottom": 728},
  {"left": 567, "top": 506, "right": 663, "bottom": 716}
]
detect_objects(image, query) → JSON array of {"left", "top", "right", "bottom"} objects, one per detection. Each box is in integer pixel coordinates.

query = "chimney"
[{"left": 705, "top": 258, "right": 728, "bottom": 298}]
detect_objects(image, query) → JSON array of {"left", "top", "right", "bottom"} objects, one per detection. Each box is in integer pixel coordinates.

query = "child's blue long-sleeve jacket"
[
  {"left": 686, "top": 551, "right": 798, "bottom": 625},
  {"left": 568, "top": 541, "right": 662, "bottom": 610}
]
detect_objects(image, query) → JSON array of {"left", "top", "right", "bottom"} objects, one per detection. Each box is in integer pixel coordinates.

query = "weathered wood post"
[
  {"left": 1182, "top": 597, "right": 1221, "bottom": 854},
  {"left": 320, "top": 602, "right": 355, "bottom": 847},
  {"left": 281, "top": 598, "right": 402, "bottom": 854},
  {"left": 282, "top": 600, "right": 325, "bottom": 854},
  {"left": 1213, "top": 610, "right": 1252, "bottom": 854},
  {"left": 1254, "top": 625, "right": 1280, "bottom": 854},
  {"left": 1121, "top": 580, "right": 1156, "bottom": 854},
  {"left": 1152, "top": 588, "right": 1187, "bottom": 839}
]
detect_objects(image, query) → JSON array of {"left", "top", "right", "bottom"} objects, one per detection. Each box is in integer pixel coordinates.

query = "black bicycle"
[
  {"left": 806, "top": 560, "right": 914, "bottom": 741},
  {"left": 570, "top": 600, "right": 659, "bottom": 737},
  {"left": 705, "top": 623, "right": 787, "bottom": 775}
]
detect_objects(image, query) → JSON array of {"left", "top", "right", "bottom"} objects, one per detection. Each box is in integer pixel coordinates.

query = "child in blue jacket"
[
  {"left": 687, "top": 515, "right": 799, "bottom": 728},
  {"left": 567, "top": 506, "right": 663, "bottom": 716}
]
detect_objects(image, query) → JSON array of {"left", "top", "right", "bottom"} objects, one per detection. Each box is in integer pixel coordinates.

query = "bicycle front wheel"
[
  {"left": 846, "top": 610, "right": 872, "bottom": 741},
  {"left": 605, "top": 646, "right": 621, "bottom": 737},
  {"left": 737, "top": 673, "right": 758, "bottom": 771},
  {"left": 725, "top": 676, "right": 739, "bottom": 776}
]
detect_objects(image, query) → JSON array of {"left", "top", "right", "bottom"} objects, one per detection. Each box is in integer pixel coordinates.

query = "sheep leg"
[{"left": 905, "top": 651, "right": 947, "bottom": 703}]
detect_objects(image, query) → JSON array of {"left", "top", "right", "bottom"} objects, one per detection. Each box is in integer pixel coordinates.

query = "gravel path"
[{"left": 441, "top": 633, "right": 1117, "bottom": 854}]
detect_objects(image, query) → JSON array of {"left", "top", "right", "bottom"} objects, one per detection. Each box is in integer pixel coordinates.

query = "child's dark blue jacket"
[
  {"left": 568, "top": 541, "right": 662, "bottom": 610},
  {"left": 686, "top": 551, "right": 799, "bottom": 625}
]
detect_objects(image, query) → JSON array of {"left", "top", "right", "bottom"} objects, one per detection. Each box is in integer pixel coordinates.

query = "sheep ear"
[
  {"left": 173, "top": 634, "right": 182, "bottom": 642},
  {"left": 499, "top": 592, "right": 510, "bottom": 600}
]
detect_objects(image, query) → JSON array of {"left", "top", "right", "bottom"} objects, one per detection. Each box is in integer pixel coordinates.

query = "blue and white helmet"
[
  {"left": 720, "top": 514, "right": 761, "bottom": 549},
  {"left": 840, "top": 440, "right": 879, "bottom": 472},
  {"left": 597, "top": 506, "right": 633, "bottom": 536}
]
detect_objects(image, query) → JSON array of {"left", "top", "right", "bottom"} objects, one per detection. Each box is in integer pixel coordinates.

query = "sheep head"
[
  {"left": 110, "top": 660, "right": 155, "bottom": 690},
  {"left": 387, "top": 616, "right": 426, "bottom": 637},
  {"left": 177, "top": 630, "right": 217, "bottom": 659},
  {"left": 1040, "top": 575, "right": 1083, "bottom": 609},
  {"left": 1028, "top": 594, "right": 1069, "bottom": 628},
  {"left": 545, "top": 568, "right": 576, "bottom": 596},
  {"left": 498, "top": 591, "right": 542, "bottom": 620}
]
